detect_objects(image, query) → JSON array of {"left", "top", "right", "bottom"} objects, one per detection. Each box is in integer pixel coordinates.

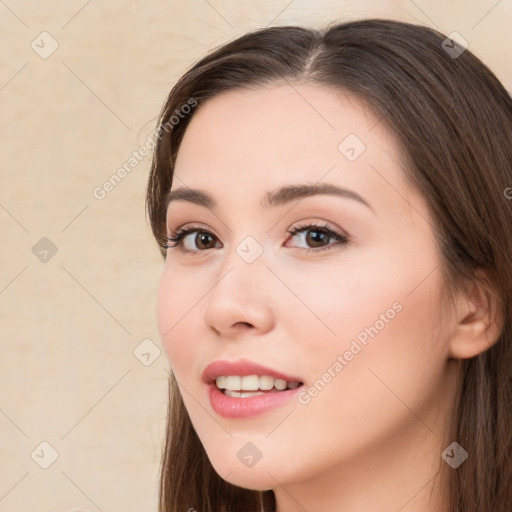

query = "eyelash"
[{"left": 164, "top": 222, "right": 349, "bottom": 256}]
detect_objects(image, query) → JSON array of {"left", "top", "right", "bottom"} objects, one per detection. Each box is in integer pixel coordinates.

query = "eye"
[
  {"left": 164, "top": 222, "right": 349, "bottom": 255},
  {"left": 286, "top": 222, "right": 348, "bottom": 253},
  {"left": 164, "top": 225, "right": 220, "bottom": 255}
]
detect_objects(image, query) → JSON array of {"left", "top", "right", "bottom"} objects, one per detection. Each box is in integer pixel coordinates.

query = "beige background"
[{"left": 0, "top": 1, "right": 510, "bottom": 511}]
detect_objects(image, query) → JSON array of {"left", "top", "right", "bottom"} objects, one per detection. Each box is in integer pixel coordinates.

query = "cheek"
[
  {"left": 275, "top": 273, "right": 448, "bottom": 481},
  {"left": 156, "top": 268, "right": 197, "bottom": 370},
  {"left": 275, "top": 254, "right": 411, "bottom": 358},
  {"left": 303, "top": 259, "right": 447, "bottom": 416},
  {"left": 291, "top": 245, "right": 447, "bottom": 405}
]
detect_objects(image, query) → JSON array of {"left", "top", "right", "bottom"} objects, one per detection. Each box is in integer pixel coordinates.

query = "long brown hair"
[{"left": 146, "top": 19, "right": 512, "bottom": 512}]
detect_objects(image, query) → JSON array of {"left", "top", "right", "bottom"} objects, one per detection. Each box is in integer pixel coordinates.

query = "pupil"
[
  {"left": 197, "top": 233, "right": 212, "bottom": 248},
  {"left": 307, "top": 230, "right": 327, "bottom": 247}
]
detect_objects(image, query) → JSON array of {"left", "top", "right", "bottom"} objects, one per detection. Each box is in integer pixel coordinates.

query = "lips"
[
  {"left": 202, "top": 358, "right": 305, "bottom": 418},
  {"left": 201, "top": 358, "right": 303, "bottom": 385}
]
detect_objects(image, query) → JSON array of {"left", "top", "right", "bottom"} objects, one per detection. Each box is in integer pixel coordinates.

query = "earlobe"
[{"left": 448, "top": 274, "right": 503, "bottom": 360}]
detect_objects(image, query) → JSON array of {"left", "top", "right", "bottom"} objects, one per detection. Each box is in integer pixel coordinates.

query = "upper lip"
[{"left": 202, "top": 358, "right": 303, "bottom": 385}]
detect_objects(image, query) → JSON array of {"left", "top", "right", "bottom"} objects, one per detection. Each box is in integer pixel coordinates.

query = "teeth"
[
  {"left": 225, "top": 390, "right": 265, "bottom": 398},
  {"left": 225, "top": 376, "right": 241, "bottom": 390},
  {"left": 274, "top": 379, "right": 287, "bottom": 391},
  {"left": 259, "top": 375, "right": 274, "bottom": 390},
  {"left": 216, "top": 376, "right": 227, "bottom": 389},
  {"left": 215, "top": 374, "right": 301, "bottom": 392},
  {"left": 241, "top": 375, "right": 259, "bottom": 390}
]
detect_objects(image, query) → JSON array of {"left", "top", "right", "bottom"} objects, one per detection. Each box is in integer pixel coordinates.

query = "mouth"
[
  {"left": 202, "top": 358, "right": 305, "bottom": 389},
  {"left": 215, "top": 374, "right": 303, "bottom": 397},
  {"left": 202, "top": 359, "right": 304, "bottom": 417}
]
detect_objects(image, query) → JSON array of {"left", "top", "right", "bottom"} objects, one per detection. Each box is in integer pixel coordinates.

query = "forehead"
[{"left": 173, "top": 83, "right": 422, "bottom": 218}]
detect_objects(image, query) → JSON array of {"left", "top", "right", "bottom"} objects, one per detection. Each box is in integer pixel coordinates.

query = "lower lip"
[{"left": 207, "top": 384, "right": 302, "bottom": 418}]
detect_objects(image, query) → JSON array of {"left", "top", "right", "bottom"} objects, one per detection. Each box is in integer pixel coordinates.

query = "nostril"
[{"left": 235, "top": 322, "right": 253, "bottom": 329}]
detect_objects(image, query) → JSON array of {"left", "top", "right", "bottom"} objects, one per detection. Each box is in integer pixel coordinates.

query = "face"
[{"left": 157, "top": 84, "right": 457, "bottom": 493}]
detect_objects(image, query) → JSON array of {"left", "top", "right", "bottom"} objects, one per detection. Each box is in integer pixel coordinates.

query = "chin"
[
  {"left": 206, "top": 452, "right": 276, "bottom": 491},
  {"left": 219, "top": 469, "right": 275, "bottom": 492}
]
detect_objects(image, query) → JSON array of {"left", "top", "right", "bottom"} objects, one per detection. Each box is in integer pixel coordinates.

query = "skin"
[{"left": 156, "top": 83, "right": 493, "bottom": 511}]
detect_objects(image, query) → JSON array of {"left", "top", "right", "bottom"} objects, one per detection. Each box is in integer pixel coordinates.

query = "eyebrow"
[{"left": 165, "top": 183, "right": 373, "bottom": 212}]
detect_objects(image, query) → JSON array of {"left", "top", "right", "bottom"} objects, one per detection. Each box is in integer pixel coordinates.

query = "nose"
[{"left": 202, "top": 252, "right": 275, "bottom": 338}]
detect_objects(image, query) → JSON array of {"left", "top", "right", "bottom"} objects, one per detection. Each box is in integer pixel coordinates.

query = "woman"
[{"left": 146, "top": 18, "right": 512, "bottom": 512}]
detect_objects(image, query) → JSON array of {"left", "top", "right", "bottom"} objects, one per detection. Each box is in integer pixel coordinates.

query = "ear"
[{"left": 449, "top": 271, "right": 503, "bottom": 360}]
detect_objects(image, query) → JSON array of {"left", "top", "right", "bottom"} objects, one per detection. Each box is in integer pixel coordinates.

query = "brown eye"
[
  {"left": 305, "top": 229, "right": 330, "bottom": 247},
  {"left": 164, "top": 227, "right": 221, "bottom": 254},
  {"left": 194, "top": 232, "right": 216, "bottom": 249},
  {"left": 287, "top": 223, "right": 349, "bottom": 253}
]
